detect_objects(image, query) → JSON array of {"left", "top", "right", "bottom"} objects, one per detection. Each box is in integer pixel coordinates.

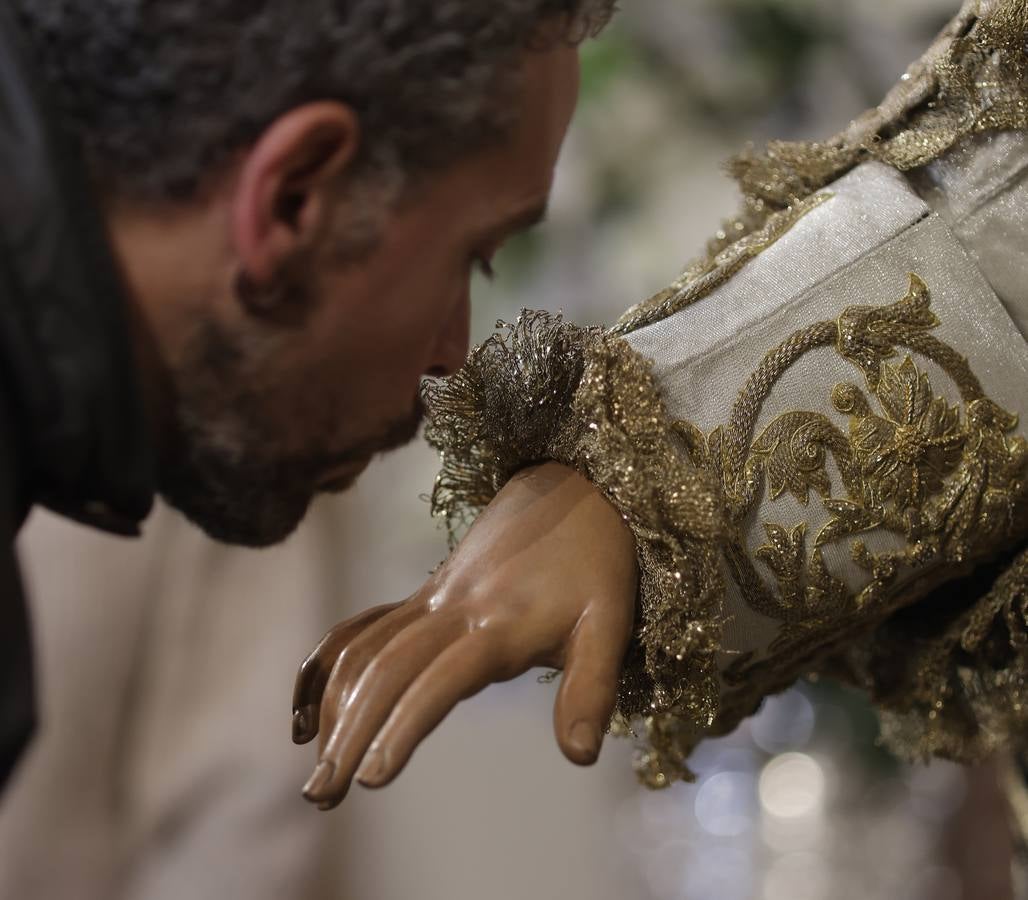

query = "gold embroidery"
[
  {"left": 749, "top": 412, "right": 855, "bottom": 505},
  {"left": 725, "top": 1, "right": 1028, "bottom": 246},
  {"left": 757, "top": 524, "right": 844, "bottom": 611},
  {"left": 627, "top": 4, "right": 1028, "bottom": 780},
  {"left": 837, "top": 275, "right": 985, "bottom": 402},
  {"left": 693, "top": 274, "right": 1027, "bottom": 772},
  {"left": 628, "top": 0, "right": 1028, "bottom": 780},
  {"left": 845, "top": 358, "right": 965, "bottom": 513}
]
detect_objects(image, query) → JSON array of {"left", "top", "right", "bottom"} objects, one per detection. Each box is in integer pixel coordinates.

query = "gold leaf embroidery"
[
  {"left": 754, "top": 522, "right": 850, "bottom": 634},
  {"left": 846, "top": 356, "right": 966, "bottom": 513},
  {"left": 635, "top": 270, "right": 1023, "bottom": 786},
  {"left": 630, "top": 0, "right": 1028, "bottom": 784},
  {"left": 817, "top": 498, "right": 885, "bottom": 548},
  {"left": 749, "top": 413, "right": 847, "bottom": 504},
  {"left": 836, "top": 274, "right": 940, "bottom": 388}
]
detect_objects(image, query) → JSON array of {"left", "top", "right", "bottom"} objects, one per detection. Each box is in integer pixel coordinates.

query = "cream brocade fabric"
[{"left": 424, "top": 0, "right": 1028, "bottom": 786}]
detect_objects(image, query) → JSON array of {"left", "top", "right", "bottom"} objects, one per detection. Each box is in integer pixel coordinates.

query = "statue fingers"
[
  {"left": 292, "top": 602, "right": 403, "bottom": 744},
  {"left": 553, "top": 599, "right": 634, "bottom": 766},
  {"left": 354, "top": 632, "right": 500, "bottom": 790},
  {"left": 302, "top": 610, "right": 463, "bottom": 810}
]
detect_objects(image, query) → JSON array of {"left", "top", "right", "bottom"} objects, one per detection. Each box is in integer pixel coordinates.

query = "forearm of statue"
[{"left": 293, "top": 462, "right": 638, "bottom": 810}]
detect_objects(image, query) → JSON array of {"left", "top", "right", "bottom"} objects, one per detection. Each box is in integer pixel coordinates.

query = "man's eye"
[{"left": 473, "top": 255, "right": 497, "bottom": 281}]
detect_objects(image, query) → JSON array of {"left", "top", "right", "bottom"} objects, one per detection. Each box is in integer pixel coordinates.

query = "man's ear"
[{"left": 232, "top": 102, "right": 361, "bottom": 286}]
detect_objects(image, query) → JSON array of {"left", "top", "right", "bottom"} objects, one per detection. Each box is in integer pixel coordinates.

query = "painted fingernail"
[
  {"left": 569, "top": 722, "right": 600, "bottom": 761},
  {"left": 303, "top": 760, "right": 335, "bottom": 800},
  {"left": 292, "top": 708, "right": 311, "bottom": 743},
  {"left": 356, "top": 746, "right": 388, "bottom": 786},
  {"left": 293, "top": 705, "right": 318, "bottom": 743}
]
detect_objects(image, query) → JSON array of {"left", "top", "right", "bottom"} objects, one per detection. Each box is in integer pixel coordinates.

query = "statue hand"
[{"left": 292, "top": 461, "right": 638, "bottom": 810}]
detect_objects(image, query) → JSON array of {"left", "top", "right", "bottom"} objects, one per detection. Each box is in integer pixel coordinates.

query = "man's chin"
[
  {"left": 158, "top": 485, "right": 313, "bottom": 549},
  {"left": 156, "top": 427, "right": 394, "bottom": 547},
  {"left": 159, "top": 458, "right": 374, "bottom": 547}
]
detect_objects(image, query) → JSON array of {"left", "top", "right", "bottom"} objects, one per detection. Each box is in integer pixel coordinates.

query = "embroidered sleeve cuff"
[{"left": 422, "top": 311, "right": 729, "bottom": 787}]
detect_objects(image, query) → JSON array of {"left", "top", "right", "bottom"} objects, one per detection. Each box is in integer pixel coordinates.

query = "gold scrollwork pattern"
[{"left": 698, "top": 274, "right": 1027, "bottom": 776}]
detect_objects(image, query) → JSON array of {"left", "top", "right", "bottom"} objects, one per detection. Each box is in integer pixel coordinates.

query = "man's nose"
[{"left": 425, "top": 290, "right": 470, "bottom": 378}]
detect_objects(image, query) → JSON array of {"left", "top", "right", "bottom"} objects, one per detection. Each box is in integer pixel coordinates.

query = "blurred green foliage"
[{"left": 579, "top": 26, "right": 645, "bottom": 107}]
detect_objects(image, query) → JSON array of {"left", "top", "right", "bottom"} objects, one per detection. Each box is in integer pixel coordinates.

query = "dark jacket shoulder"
[{"left": 0, "top": 7, "right": 156, "bottom": 792}]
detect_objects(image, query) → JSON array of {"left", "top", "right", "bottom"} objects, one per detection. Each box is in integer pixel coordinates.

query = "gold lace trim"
[
  {"left": 424, "top": 312, "right": 602, "bottom": 539},
  {"left": 614, "top": 0, "right": 1028, "bottom": 337}
]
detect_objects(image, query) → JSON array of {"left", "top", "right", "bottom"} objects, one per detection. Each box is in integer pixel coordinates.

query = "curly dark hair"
[{"left": 15, "top": 1, "right": 616, "bottom": 202}]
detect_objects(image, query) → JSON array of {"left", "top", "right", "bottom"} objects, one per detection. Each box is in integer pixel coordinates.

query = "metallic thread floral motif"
[
  {"left": 843, "top": 357, "right": 965, "bottom": 513},
  {"left": 753, "top": 523, "right": 850, "bottom": 630},
  {"left": 750, "top": 412, "right": 853, "bottom": 505}
]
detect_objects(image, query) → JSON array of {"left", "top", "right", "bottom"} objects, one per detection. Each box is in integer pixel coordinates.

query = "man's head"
[{"left": 16, "top": 1, "right": 615, "bottom": 545}]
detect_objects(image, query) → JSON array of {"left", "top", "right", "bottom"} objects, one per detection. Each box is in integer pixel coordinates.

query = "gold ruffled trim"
[
  {"left": 423, "top": 312, "right": 727, "bottom": 786},
  {"left": 423, "top": 312, "right": 599, "bottom": 538}
]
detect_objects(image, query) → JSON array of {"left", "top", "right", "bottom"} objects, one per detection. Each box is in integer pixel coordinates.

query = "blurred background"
[{"left": 0, "top": 1, "right": 1017, "bottom": 899}]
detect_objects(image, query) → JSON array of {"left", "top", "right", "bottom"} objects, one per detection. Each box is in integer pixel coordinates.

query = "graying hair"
[{"left": 15, "top": 1, "right": 616, "bottom": 204}]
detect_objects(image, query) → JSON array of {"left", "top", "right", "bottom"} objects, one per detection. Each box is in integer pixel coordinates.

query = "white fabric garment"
[{"left": 911, "top": 130, "right": 1028, "bottom": 340}]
